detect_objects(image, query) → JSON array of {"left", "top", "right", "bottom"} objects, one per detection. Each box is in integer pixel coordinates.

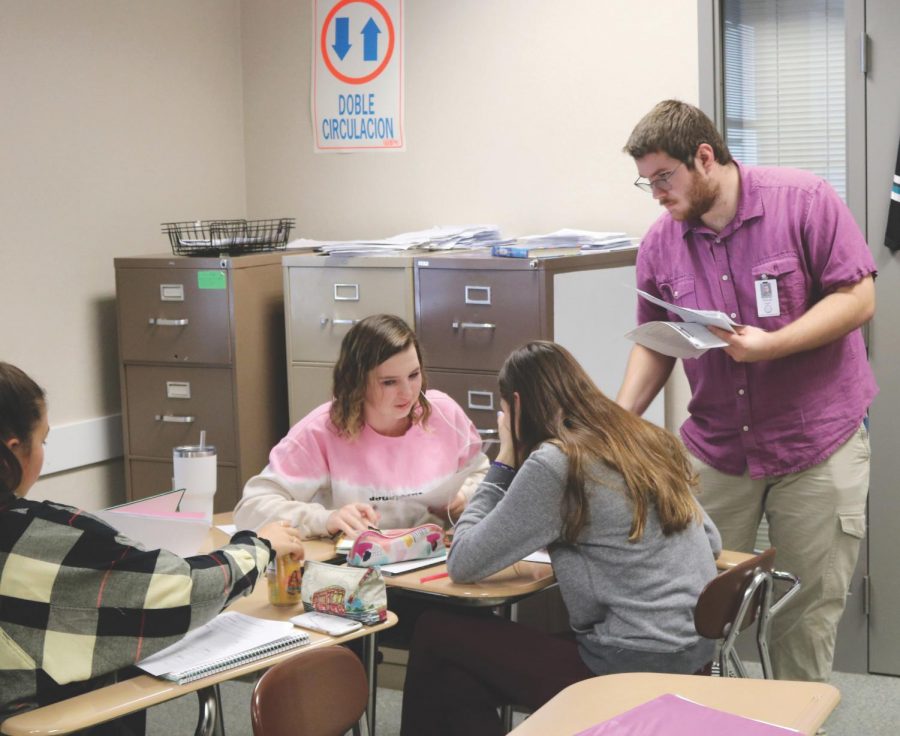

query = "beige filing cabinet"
[
  {"left": 414, "top": 248, "right": 642, "bottom": 452},
  {"left": 114, "top": 252, "right": 290, "bottom": 512},
  {"left": 283, "top": 253, "right": 418, "bottom": 425}
]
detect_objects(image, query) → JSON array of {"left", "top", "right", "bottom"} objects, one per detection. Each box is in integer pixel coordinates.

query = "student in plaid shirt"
[{"left": 0, "top": 362, "right": 305, "bottom": 727}]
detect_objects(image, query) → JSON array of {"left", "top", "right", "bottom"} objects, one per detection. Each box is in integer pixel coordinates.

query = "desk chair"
[
  {"left": 694, "top": 548, "right": 800, "bottom": 679},
  {"left": 250, "top": 646, "right": 369, "bottom": 736}
]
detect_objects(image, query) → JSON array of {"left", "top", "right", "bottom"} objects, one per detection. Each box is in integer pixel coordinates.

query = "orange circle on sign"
[{"left": 320, "top": 0, "right": 396, "bottom": 85}]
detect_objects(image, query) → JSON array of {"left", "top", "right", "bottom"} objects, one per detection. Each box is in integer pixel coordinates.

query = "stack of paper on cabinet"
[
  {"left": 575, "top": 693, "right": 801, "bottom": 735},
  {"left": 491, "top": 229, "right": 633, "bottom": 258}
]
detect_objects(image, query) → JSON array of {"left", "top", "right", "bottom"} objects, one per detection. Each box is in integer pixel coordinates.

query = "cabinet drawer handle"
[
  {"left": 319, "top": 317, "right": 359, "bottom": 327},
  {"left": 477, "top": 428, "right": 499, "bottom": 436},
  {"left": 452, "top": 321, "right": 496, "bottom": 331},
  {"left": 149, "top": 318, "right": 189, "bottom": 327},
  {"left": 154, "top": 414, "right": 196, "bottom": 423},
  {"left": 467, "top": 391, "right": 495, "bottom": 411}
]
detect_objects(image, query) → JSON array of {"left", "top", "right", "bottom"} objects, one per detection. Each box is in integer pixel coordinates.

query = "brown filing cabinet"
[
  {"left": 415, "top": 248, "right": 640, "bottom": 634},
  {"left": 114, "top": 252, "right": 289, "bottom": 511},
  {"left": 414, "top": 248, "right": 640, "bottom": 454},
  {"left": 283, "top": 253, "right": 418, "bottom": 425}
]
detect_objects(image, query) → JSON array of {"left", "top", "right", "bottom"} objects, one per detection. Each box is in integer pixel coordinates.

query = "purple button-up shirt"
[{"left": 636, "top": 163, "right": 878, "bottom": 478}]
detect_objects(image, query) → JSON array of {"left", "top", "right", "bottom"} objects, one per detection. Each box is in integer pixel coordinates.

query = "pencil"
[{"left": 419, "top": 571, "right": 450, "bottom": 583}]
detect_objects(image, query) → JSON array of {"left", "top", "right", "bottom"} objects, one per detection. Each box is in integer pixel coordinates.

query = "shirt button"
[
  {"left": 738, "top": 389, "right": 745, "bottom": 396},
  {"left": 722, "top": 275, "right": 729, "bottom": 281},
  {"left": 673, "top": 290, "right": 679, "bottom": 297},
  {"left": 715, "top": 238, "right": 721, "bottom": 244},
  {"left": 742, "top": 425, "right": 750, "bottom": 432},
  {"left": 730, "top": 312, "right": 737, "bottom": 319}
]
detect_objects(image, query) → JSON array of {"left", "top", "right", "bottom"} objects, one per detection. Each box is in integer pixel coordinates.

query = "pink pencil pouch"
[{"left": 347, "top": 524, "right": 445, "bottom": 568}]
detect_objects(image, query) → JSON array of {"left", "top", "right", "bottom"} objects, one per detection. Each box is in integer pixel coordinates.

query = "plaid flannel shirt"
[{"left": 0, "top": 492, "right": 272, "bottom": 719}]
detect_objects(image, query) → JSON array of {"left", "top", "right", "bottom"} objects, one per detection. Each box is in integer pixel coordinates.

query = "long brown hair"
[
  {"left": 329, "top": 314, "right": 431, "bottom": 438},
  {"left": 498, "top": 342, "right": 700, "bottom": 544},
  {"left": 0, "top": 362, "right": 46, "bottom": 497}
]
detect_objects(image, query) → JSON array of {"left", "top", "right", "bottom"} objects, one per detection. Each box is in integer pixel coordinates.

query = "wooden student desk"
[
  {"left": 0, "top": 521, "right": 394, "bottom": 736},
  {"left": 508, "top": 672, "right": 840, "bottom": 735},
  {"left": 385, "top": 558, "right": 556, "bottom": 609}
]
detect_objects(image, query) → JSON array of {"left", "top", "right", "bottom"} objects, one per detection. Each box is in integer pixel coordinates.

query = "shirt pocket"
[
  {"left": 751, "top": 256, "right": 808, "bottom": 317},
  {"left": 658, "top": 275, "right": 699, "bottom": 311}
]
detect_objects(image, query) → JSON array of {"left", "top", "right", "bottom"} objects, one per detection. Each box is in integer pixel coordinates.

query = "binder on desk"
[
  {"left": 94, "top": 489, "right": 210, "bottom": 557},
  {"left": 138, "top": 612, "right": 310, "bottom": 685}
]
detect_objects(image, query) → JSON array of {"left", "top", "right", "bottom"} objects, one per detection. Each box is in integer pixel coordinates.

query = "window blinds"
[{"left": 722, "top": 0, "right": 846, "bottom": 199}]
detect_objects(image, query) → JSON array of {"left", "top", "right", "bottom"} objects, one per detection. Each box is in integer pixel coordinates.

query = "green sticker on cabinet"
[{"left": 197, "top": 271, "right": 226, "bottom": 290}]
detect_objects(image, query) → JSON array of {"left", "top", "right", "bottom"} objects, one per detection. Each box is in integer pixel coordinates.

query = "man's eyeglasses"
[{"left": 633, "top": 163, "right": 683, "bottom": 193}]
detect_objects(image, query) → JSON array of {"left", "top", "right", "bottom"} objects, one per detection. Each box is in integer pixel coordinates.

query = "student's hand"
[
  {"left": 325, "top": 503, "right": 381, "bottom": 538},
  {"left": 258, "top": 520, "right": 305, "bottom": 561},
  {"left": 708, "top": 324, "right": 780, "bottom": 363},
  {"left": 495, "top": 409, "right": 516, "bottom": 468},
  {"left": 429, "top": 490, "right": 467, "bottom": 522}
]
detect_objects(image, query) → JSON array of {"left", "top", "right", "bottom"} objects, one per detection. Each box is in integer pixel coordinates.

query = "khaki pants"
[{"left": 692, "top": 423, "right": 870, "bottom": 682}]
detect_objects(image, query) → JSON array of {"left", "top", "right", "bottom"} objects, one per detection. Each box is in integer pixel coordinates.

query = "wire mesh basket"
[{"left": 161, "top": 218, "right": 296, "bottom": 256}]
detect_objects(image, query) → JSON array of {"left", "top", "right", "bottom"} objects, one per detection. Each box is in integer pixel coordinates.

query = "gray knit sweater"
[{"left": 448, "top": 443, "right": 721, "bottom": 657}]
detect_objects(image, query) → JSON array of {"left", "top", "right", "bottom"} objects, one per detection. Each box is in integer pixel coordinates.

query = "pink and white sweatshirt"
[{"left": 233, "top": 390, "right": 489, "bottom": 538}]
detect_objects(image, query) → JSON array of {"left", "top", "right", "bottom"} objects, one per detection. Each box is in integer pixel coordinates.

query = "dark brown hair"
[
  {"left": 0, "top": 362, "right": 46, "bottom": 496},
  {"left": 624, "top": 99, "right": 733, "bottom": 168},
  {"left": 329, "top": 314, "right": 430, "bottom": 438},
  {"left": 498, "top": 342, "right": 700, "bottom": 544}
]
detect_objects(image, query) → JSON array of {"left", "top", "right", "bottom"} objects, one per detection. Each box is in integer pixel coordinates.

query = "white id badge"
[{"left": 755, "top": 276, "right": 780, "bottom": 317}]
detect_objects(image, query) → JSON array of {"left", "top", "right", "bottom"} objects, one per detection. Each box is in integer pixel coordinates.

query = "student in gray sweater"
[{"left": 400, "top": 341, "right": 721, "bottom": 736}]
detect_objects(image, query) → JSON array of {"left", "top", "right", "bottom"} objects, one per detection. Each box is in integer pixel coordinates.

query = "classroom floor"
[{"left": 146, "top": 666, "right": 900, "bottom": 735}]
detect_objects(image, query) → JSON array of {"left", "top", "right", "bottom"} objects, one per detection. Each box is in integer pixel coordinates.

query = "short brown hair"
[
  {"left": 624, "top": 99, "right": 732, "bottom": 168},
  {"left": 329, "top": 314, "right": 430, "bottom": 438}
]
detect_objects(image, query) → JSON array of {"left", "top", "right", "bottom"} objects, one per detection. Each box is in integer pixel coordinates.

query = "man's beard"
[{"left": 665, "top": 169, "right": 719, "bottom": 221}]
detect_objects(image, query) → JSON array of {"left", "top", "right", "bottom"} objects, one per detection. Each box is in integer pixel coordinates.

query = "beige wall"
[
  {"left": 242, "top": 0, "right": 698, "bottom": 239},
  {"left": 2, "top": 0, "right": 248, "bottom": 507},
  {"left": 4, "top": 0, "right": 698, "bottom": 508}
]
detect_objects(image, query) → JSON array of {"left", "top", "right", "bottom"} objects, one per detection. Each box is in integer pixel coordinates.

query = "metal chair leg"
[{"left": 194, "top": 684, "right": 224, "bottom": 736}]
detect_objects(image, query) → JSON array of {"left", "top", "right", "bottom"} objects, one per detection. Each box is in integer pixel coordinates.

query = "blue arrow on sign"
[
  {"left": 333, "top": 16, "right": 351, "bottom": 60},
  {"left": 361, "top": 17, "right": 381, "bottom": 61}
]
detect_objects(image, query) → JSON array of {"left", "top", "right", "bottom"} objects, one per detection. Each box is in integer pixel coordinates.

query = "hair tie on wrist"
[{"left": 491, "top": 460, "right": 515, "bottom": 473}]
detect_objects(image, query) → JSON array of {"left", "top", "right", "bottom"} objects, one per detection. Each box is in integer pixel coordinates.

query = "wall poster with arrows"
[{"left": 313, "top": 0, "right": 404, "bottom": 153}]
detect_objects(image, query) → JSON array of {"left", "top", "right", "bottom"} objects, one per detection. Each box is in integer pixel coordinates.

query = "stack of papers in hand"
[
  {"left": 491, "top": 229, "right": 634, "bottom": 258},
  {"left": 625, "top": 290, "right": 739, "bottom": 359},
  {"left": 291, "top": 225, "right": 507, "bottom": 256}
]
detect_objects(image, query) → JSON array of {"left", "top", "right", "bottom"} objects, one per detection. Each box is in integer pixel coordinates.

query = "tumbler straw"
[{"left": 199, "top": 430, "right": 206, "bottom": 449}]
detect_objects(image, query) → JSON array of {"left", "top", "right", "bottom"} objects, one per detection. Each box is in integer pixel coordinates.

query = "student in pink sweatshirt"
[{"left": 234, "top": 314, "right": 489, "bottom": 539}]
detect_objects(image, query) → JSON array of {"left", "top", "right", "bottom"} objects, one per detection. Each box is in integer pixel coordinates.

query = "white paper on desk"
[
  {"left": 626, "top": 321, "right": 728, "bottom": 359},
  {"left": 522, "top": 549, "right": 552, "bottom": 564},
  {"left": 138, "top": 612, "right": 296, "bottom": 677},
  {"left": 380, "top": 551, "right": 448, "bottom": 576}
]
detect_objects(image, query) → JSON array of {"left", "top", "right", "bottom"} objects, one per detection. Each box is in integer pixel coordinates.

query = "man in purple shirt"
[{"left": 617, "top": 100, "right": 877, "bottom": 682}]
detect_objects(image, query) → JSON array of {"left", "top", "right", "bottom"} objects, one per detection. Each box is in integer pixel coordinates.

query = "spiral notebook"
[{"left": 138, "top": 612, "right": 310, "bottom": 684}]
